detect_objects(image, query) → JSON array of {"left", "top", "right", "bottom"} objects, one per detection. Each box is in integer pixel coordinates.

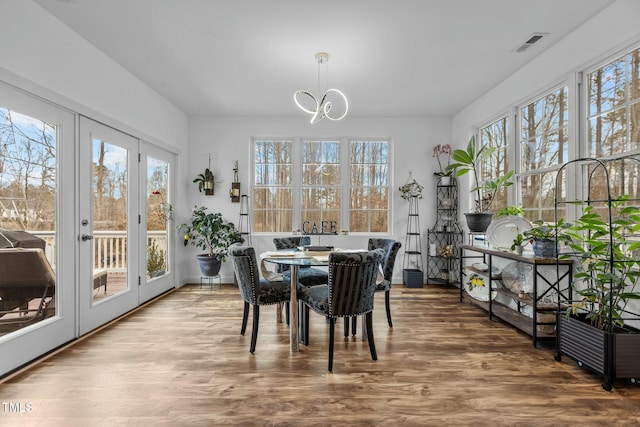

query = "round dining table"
[{"left": 261, "top": 253, "right": 328, "bottom": 352}]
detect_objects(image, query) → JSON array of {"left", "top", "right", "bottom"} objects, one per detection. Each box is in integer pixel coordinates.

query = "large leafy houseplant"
[
  {"left": 447, "top": 136, "right": 513, "bottom": 232},
  {"left": 177, "top": 206, "right": 243, "bottom": 261},
  {"left": 448, "top": 136, "right": 514, "bottom": 213},
  {"left": 555, "top": 196, "right": 640, "bottom": 390},
  {"left": 561, "top": 197, "right": 640, "bottom": 331}
]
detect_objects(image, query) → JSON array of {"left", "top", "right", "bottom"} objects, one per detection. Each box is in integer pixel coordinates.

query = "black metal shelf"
[
  {"left": 459, "top": 244, "right": 573, "bottom": 347},
  {"left": 403, "top": 182, "right": 423, "bottom": 287},
  {"left": 427, "top": 176, "right": 461, "bottom": 287}
]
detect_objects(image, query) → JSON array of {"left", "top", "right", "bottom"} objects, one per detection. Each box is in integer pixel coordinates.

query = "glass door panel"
[
  {"left": 139, "top": 142, "right": 175, "bottom": 302},
  {"left": 0, "top": 83, "right": 75, "bottom": 376},
  {"left": 0, "top": 108, "right": 58, "bottom": 336},
  {"left": 92, "top": 140, "right": 130, "bottom": 303},
  {"left": 79, "top": 117, "right": 138, "bottom": 335}
]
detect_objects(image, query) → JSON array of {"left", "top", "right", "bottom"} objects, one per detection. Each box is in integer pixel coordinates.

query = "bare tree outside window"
[
  {"left": 518, "top": 86, "right": 568, "bottom": 221},
  {"left": 588, "top": 48, "right": 640, "bottom": 210},
  {"left": 252, "top": 138, "right": 390, "bottom": 233},
  {"left": 302, "top": 140, "right": 341, "bottom": 231},
  {"left": 349, "top": 140, "right": 389, "bottom": 232},
  {"left": 0, "top": 108, "right": 56, "bottom": 231},
  {"left": 0, "top": 107, "right": 57, "bottom": 336},
  {"left": 253, "top": 140, "right": 293, "bottom": 232},
  {"left": 479, "top": 117, "right": 509, "bottom": 213}
]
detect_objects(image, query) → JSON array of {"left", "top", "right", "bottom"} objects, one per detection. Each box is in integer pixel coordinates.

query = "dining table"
[{"left": 260, "top": 251, "right": 329, "bottom": 352}]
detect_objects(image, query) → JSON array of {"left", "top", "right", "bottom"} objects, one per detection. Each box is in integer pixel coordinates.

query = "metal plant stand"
[
  {"left": 427, "top": 176, "right": 462, "bottom": 286},
  {"left": 403, "top": 195, "right": 423, "bottom": 287},
  {"left": 238, "top": 194, "right": 251, "bottom": 247}
]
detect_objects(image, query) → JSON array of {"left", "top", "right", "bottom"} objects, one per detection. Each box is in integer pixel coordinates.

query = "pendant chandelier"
[{"left": 293, "top": 52, "right": 348, "bottom": 124}]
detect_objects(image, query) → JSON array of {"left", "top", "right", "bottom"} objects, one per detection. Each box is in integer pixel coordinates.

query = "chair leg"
[
  {"left": 285, "top": 302, "right": 290, "bottom": 326},
  {"left": 343, "top": 317, "right": 349, "bottom": 337},
  {"left": 328, "top": 317, "right": 335, "bottom": 372},
  {"left": 241, "top": 301, "right": 249, "bottom": 335},
  {"left": 385, "top": 290, "right": 393, "bottom": 327},
  {"left": 303, "top": 304, "right": 310, "bottom": 346},
  {"left": 352, "top": 316, "right": 357, "bottom": 336},
  {"left": 250, "top": 305, "right": 259, "bottom": 353},
  {"left": 366, "top": 312, "right": 377, "bottom": 361},
  {"left": 298, "top": 301, "right": 304, "bottom": 343}
]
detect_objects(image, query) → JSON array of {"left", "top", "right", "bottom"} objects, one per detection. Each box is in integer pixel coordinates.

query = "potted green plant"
[
  {"left": 193, "top": 168, "right": 215, "bottom": 195},
  {"left": 177, "top": 206, "right": 243, "bottom": 277},
  {"left": 448, "top": 136, "right": 514, "bottom": 232},
  {"left": 523, "top": 219, "right": 569, "bottom": 258},
  {"left": 510, "top": 233, "right": 525, "bottom": 255},
  {"left": 555, "top": 196, "right": 640, "bottom": 390},
  {"left": 496, "top": 205, "right": 524, "bottom": 218}
]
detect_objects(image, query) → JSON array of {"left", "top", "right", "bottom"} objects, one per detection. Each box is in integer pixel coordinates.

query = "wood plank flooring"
[{"left": 1, "top": 284, "right": 640, "bottom": 426}]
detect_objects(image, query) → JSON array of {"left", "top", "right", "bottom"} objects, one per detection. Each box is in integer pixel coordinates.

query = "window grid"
[
  {"left": 349, "top": 140, "right": 389, "bottom": 233},
  {"left": 586, "top": 46, "right": 640, "bottom": 207},
  {"left": 479, "top": 116, "right": 509, "bottom": 213},
  {"left": 517, "top": 85, "right": 568, "bottom": 221},
  {"left": 301, "top": 140, "right": 341, "bottom": 231},
  {"left": 587, "top": 50, "right": 640, "bottom": 157},
  {"left": 252, "top": 138, "right": 390, "bottom": 234},
  {"left": 253, "top": 140, "right": 294, "bottom": 232}
]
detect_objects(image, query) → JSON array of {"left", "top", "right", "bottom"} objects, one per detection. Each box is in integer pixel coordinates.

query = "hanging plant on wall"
[{"left": 193, "top": 168, "right": 215, "bottom": 195}]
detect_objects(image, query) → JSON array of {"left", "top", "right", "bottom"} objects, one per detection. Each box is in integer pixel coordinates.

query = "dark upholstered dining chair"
[
  {"left": 369, "top": 238, "right": 402, "bottom": 327},
  {"left": 345, "top": 238, "right": 401, "bottom": 337},
  {"left": 230, "top": 246, "right": 291, "bottom": 353},
  {"left": 272, "top": 236, "right": 329, "bottom": 287},
  {"left": 298, "top": 249, "right": 384, "bottom": 372}
]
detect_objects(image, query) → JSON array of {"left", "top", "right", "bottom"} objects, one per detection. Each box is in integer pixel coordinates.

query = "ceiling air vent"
[{"left": 514, "top": 33, "right": 548, "bottom": 53}]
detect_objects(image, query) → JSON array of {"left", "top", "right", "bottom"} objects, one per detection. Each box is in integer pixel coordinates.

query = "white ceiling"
[{"left": 34, "top": 0, "right": 614, "bottom": 117}]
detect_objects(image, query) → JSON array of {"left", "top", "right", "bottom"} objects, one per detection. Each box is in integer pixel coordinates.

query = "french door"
[
  {"left": 78, "top": 117, "right": 139, "bottom": 335},
  {"left": 0, "top": 82, "right": 76, "bottom": 375},
  {"left": 139, "top": 142, "right": 175, "bottom": 302},
  {"left": 0, "top": 90, "right": 176, "bottom": 377}
]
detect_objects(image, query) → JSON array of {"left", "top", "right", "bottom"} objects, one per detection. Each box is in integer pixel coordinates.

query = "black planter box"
[
  {"left": 403, "top": 269, "right": 423, "bottom": 288},
  {"left": 557, "top": 314, "right": 640, "bottom": 390}
]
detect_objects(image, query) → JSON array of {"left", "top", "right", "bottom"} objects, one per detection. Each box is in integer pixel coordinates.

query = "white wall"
[
  {"left": 186, "top": 115, "right": 451, "bottom": 283},
  {"left": 0, "top": 0, "right": 190, "bottom": 285},
  {"left": 452, "top": 0, "right": 640, "bottom": 213},
  {"left": 0, "top": 0, "right": 188, "bottom": 147}
]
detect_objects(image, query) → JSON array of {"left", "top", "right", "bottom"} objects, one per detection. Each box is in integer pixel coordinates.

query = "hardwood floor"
[{"left": 1, "top": 284, "right": 640, "bottom": 426}]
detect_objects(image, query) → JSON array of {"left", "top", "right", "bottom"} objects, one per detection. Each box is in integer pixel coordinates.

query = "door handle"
[{"left": 81, "top": 234, "right": 93, "bottom": 241}]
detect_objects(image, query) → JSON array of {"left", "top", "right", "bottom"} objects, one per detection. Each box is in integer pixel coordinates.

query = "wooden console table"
[{"left": 459, "top": 244, "right": 573, "bottom": 347}]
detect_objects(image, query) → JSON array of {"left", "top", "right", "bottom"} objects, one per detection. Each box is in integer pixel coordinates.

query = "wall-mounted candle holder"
[
  {"left": 230, "top": 182, "right": 240, "bottom": 202},
  {"left": 230, "top": 160, "right": 240, "bottom": 202}
]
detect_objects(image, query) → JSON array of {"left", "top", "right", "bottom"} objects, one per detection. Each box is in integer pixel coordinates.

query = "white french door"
[
  {"left": 139, "top": 141, "right": 175, "bottom": 302},
  {"left": 0, "top": 82, "right": 76, "bottom": 376},
  {"left": 78, "top": 117, "right": 139, "bottom": 335},
  {"left": 0, "top": 88, "right": 176, "bottom": 377}
]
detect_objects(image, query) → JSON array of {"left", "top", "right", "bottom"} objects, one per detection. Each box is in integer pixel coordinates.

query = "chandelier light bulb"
[{"left": 294, "top": 52, "right": 348, "bottom": 124}]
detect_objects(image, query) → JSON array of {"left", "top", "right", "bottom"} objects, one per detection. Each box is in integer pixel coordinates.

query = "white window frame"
[
  {"left": 514, "top": 81, "right": 572, "bottom": 221},
  {"left": 251, "top": 137, "right": 392, "bottom": 235}
]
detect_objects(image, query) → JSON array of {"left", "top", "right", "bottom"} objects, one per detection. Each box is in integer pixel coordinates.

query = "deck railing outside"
[{"left": 33, "top": 230, "right": 168, "bottom": 272}]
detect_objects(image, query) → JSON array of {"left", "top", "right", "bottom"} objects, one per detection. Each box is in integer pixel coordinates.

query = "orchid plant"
[{"left": 432, "top": 144, "right": 452, "bottom": 177}]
